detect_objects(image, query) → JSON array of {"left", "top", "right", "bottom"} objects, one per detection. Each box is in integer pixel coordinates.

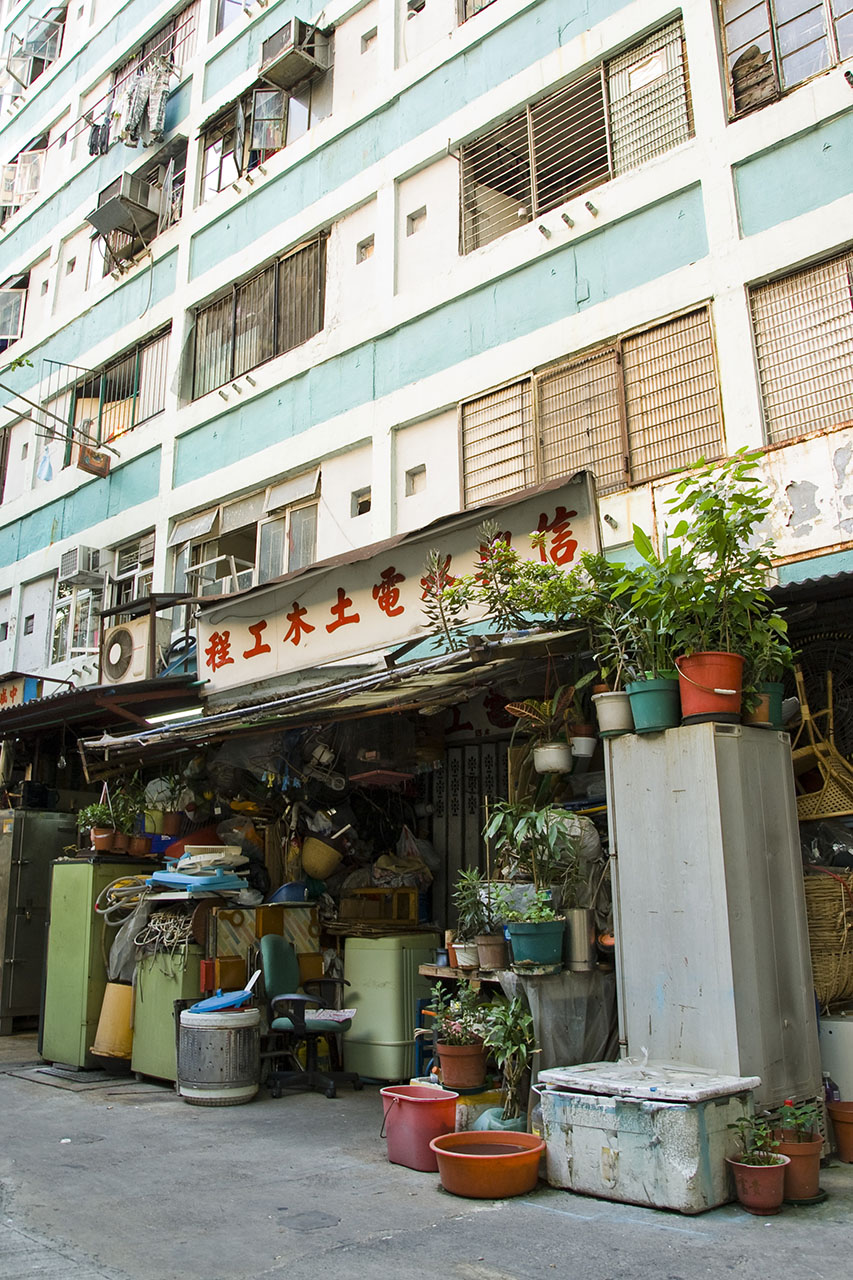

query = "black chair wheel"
[
  {"left": 353, "top": 1078, "right": 364, "bottom": 1091},
  {"left": 270, "top": 1084, "right": 282, "bottom": 1099},
  {"left": 325, "top": 1086, "right": 337, "bottom": 1099}
]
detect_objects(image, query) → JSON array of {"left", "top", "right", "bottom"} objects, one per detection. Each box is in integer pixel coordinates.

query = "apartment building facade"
[{"left": 0, "top": 0, "right": 851, "bottom": 704}]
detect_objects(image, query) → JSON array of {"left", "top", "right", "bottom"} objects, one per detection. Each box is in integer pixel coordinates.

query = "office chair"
[{"left": 259, "top": 933, "right": 362, "bottom": 1098}]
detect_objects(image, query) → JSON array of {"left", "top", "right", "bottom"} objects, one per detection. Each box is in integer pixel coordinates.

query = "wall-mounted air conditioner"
[
  {"left": 101, "top": 616, "right": 172, "bottom": 686},
  {"left": 59, "top": 546, "right": 102, "bottom": 585},
  {"left": 259, "top": 19, "right": 329, "bottom": 89},
  {"left": 85, "top": 172, "right": 162, "bottom": 238}
]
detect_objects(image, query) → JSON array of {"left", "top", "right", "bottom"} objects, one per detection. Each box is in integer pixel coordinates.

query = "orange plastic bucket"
[
  {"left": 677, "top": 651, "right": 744, "bottom": 720},
  {"left": 380, "top": 1085, "right": 458, "bottom": 1172}
]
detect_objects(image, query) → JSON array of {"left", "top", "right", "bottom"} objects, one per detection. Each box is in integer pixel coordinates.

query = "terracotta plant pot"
[
  {"left": 90, "top": 826, "right": 115, "bottom": 851},
  {"left": 429, "top": 1130, "right": 545, "bottom": 1199},
  {"left": 128, "top": 834, "right": 152, "bottom": 857},
  {"left": 475, "top": 933, "right": 509, "bottom": 971},
  {"left": 828, "top": 1101, "right": 853, "bottom": 1162},
  {"left": 162, "top": 811, "right": 182, "bottom": 836},
  {"left": 774, "top": 1132, "right": 823, "bottom": 1200},
  {"left": 726, "top": 1155, "right": 789, "bottom": 1214},
  {"left": 111, "top": 831, "right": 130, "bottom": 853},
  {"left": 437, "top": 1039, "right": 487, "bottom": 1090}
]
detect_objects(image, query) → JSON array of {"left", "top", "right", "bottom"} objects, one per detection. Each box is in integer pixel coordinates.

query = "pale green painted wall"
[
  {"left": 735, "top": 108, "right": 853, "bottom": 237},
  {"left": 0, "top": 448, "right": 161, "bottom": 567},
  {"left": 176, "top": 183, "right": 708, "bottom": 485}
]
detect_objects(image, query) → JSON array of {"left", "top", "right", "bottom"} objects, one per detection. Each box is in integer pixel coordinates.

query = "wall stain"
[{"left": 785, "top": 480, "right": 819, "bottom": 538}]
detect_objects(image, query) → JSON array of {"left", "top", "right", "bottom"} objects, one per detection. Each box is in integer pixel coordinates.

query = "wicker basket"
[{"left": 803, "top": 869, "right": 853, "bottom": 1008}]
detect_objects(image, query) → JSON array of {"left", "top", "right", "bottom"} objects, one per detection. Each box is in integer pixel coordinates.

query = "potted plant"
[
  {"left": 726, "top": 1113, "right": 790, "bottom": 1214},
  {"left": 505, "top": 686, "right": 575, "bottom": 774},
  {"left": 454, "top": 866, "right": 508, "bottom": 971},
  {"left": 430, "top": 980, "right": 487, "bottom": 1090},
  {"left": 77, "top": 802, "right": 117, "bottom": 852},
  {"left": 501, "top": 889, "right": 565, "bottom": 974},
  {"left": 451, "top": 867, "right": 488, "bottom": 969},
  {"left": 774, "top": 1098, "right": 824, "bottom": 1202},
  {"left": 742, "top": 621, "right": 795, "bottom": 730},
  {"left": 476, "top": 995, "right": 537, "bottom": 1131},
  {"left": 158, "top": 771, "right": 186, "bottom": 836},
  {"left": 484, "top": 798, "right": 582, "bottom": 902},
  {"left": 613, "top": 544, "right": 682, "bottom": 733},
  {"left": 656, "top": 450, "right": 785, "bottom": 722}
]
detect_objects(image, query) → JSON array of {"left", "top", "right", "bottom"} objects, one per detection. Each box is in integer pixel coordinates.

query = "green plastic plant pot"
[
  {"left": 625, "top": 678, "right": 680, "bottom": 733},
  {"left": 506, "top": 920, "right": 565, "bottom": 969}
]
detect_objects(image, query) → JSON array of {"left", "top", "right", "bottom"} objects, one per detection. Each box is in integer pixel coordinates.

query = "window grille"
[
  {"left": 193, "top": 238, "right": 325, "bottom": 397},
  {"left": 720, "top": 0, "right": 853, "bottom": 117},
  {"left": 58, "top": 329, "right": 170, "bottom": 445},
  {"left": 459, "top": 21, "right": 691, "bottom": 253},
  {"left": 461, "top": 380, "right": 535, "bottom": 506},
  {"left": 750, "top": 250, "right": 853, "bottom": 444},
  {"left": 459, "top": 0, "right": 499, "bottom": 21},
  {"left": 461, "top": 309, "right": 722, "bottom": 504}
]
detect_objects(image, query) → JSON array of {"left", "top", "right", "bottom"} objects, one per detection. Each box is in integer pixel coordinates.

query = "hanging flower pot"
[
  {"left": 625, "top": 678, "right": 680, "bottom": 733},
  {"left": 436, "top": 1039, "right": 487, "bottom": 1090},
  {"left": 532, "top": 743, "right": 572, "bottom": 773},
  {"left": 592, "top": 691, "right": 634, "bottom": 737},
  {"left": 677, "top": 652, "right": 744, "bottom": 723}
]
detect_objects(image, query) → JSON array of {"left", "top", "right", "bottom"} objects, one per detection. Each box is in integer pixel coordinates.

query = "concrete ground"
[{"left": 1, "top": 1033, "right": 851, "bottom": 1280}]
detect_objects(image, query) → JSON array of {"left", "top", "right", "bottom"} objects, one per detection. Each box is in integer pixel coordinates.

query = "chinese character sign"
[{"left": 197, "top": 478, "right": 598, "bottom": 693}]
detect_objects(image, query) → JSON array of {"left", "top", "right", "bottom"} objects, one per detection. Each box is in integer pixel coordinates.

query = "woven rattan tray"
[{"left": 804, "top": 869, "right": 853, "bottom": 1008}]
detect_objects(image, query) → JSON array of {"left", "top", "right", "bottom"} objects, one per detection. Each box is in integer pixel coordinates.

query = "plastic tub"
[
  {"left": 380, "top": 1084, "right": 458, "bottom": 1171},
  {"left": 429, "top": 1130, "right": 545, "bottom": 1198}
]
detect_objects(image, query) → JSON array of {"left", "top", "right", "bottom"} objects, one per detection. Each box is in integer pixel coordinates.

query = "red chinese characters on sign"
[
  {"left": 326, "top": 588, "right": 360, "bottom": 634},
  {"left": 372, "top": 566, "right": 405, "bottom": 618},
  {"left": 283, "top": 603, "right": 315, "bottom": 647},
  {"left": 243, "top": 620, "right": 271, "bottom": 659},
  {"left": 536, "top": 507, "right": 579, "bottom": 566},
  {"left": 205, "top": 630, "right": 235, "bottom": 671},
  {"left": 419, "top": 554, "right": 456, "bottom": 601}
]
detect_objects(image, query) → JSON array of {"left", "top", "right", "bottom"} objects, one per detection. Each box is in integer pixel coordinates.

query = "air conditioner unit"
[
  {"left": 102, "top": 616, "right": 172, "bottom": 686},
  {"left": 85, "top": 172, "right": 162, "bottom": 238},
  {"left": 59, "top": 545, "right": 101, "bottom": 585},
  {"left": 259, "top": 19, "right": 329, "bottom": 89}
]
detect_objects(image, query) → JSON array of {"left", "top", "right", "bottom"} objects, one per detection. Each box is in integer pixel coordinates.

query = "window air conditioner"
[
  {"left": 85, "top": 172, "right": 163, "bottom": 238},
  {"left": 101, "top": 616, "right": 172, "bottom": 686},
  {"left": 59, "top": 546, "right": 102, "bottom": 585},
  {"left": 259, "top": 19, "right": 329, "bottom": 90}
]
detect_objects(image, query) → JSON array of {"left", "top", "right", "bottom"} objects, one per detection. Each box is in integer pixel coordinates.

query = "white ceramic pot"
[
  {"left": 591, "top": 690, "right": 634, "bottom": 737},
  {"left": 533, "top": 742, "right": 572, "bottom": 773},
  {"left": 453, "top": 942, "right": 480, "bottom": 970}
]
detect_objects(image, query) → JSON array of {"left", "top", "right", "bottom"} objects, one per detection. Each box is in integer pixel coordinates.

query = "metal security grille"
[
  {"left": 194, "top": 238, "right": 325, "bottom": 397},
  {"left": 460, "top": 0, "right": 499, "bottom": 20},
  {"left": 459, "top": 20, "right": 691, "bottom": 253},
  {"left": 622, "top": 309, "right": 722, "bottom": 483},
  {"left": 461, "top": 380, "right": 534, "bottom": 505},
  {"left": 750, "top": 251, "right": 853, "bottom": 444},
  {"left": 461, "top": 309, "right": 722, "bottom": 504},
  {"left": 608, "top": 22, "right": 692, "bottom": 174},
  {"left": 538, "top": 349, "right": 626, "bottom": 492},
  {"left": 59, "top": 329, "right": 170, "bottom": 444}
]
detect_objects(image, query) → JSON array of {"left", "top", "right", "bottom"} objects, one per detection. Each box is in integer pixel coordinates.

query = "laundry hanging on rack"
[{"left": 121, "top": 56, "right": 177, "bottom": 148}]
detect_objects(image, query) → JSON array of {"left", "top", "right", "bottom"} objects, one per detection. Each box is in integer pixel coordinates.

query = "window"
[
  {"left": 24, "top": 614, "right": 34, "bottom": 635},
  {"left": 199, "top": 69, "right": 331, "bottom": 204},
  {"left": 0, "top": 136, "right": 47, "bottom": 222},
  {"left": 361, "top": 28, "right": 378, "bottom": 51},
  {"left": 357, "top": 235, "right": 375, "bottom": 262},
  {"left": 352, "top": 487, "right": 371, "bottom": 516},
  {"left": 193, "top": 237, "right": 325, "bottom": 396},
  {"left": 5, "top": 10, "right": 66, "bottom": 89},
  {"left": 0, "top": 274, "right": 27, "bottom": 352},
  {"left": 216, "top": 0, "right": 245, "bottom": 35},
  {"left": 52, "top": 582, "right": 103, "bottom": 663},
  {"left": 405, "top": 464, "right": 427, "bottom": 495},
  {"left": 112, "top": 2, "right": 199, "bottom": 98},
  {"left": 720, "top": 0, "right": 853, "bottom": 116},
  {"left": 171, "top": 474, "right": 320, "bottom": 599},
  {"left": 63, "top": 329, "right": 170, "bottom": 444},
  {"left": 461, "top": 307, "right": 722, "bottom": 504},
  {"left": 406, "top": 207, "right": 427, "bottom": 236},
  {"left": 459, "top": 0, "right": 498, "bottom": 21},
  {"left": 109, "top": 535, "right": 155, "bottom": 619},
  {"left": 750, "top": 249, "right": 853, "bottom": 445},
  {"left": 459, "top": 21, "right": 691, "bottom": 252}
]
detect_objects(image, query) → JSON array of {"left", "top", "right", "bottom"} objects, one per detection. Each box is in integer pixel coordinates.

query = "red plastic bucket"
[
  {"left": 380, "top": 1085, "right": 458, "bottom": 1172},
  {"left": 676, "top": 651, "right": 744, "bottom": 720}
]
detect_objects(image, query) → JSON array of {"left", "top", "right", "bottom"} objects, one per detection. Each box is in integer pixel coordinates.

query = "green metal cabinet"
[
  {"left": 131, "top": 946, "right": 202, "bottom": 1082},
  {"left": 40, "top": 858, "right": 137, "bottom": 1068}
]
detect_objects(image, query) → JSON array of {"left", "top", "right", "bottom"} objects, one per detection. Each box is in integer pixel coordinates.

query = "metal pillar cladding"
[{"left": 605, "top": 722, "right": 822, "bottom": 1111}]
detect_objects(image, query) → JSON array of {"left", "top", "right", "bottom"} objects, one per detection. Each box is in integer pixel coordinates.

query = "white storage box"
[
  {"left": 820, "top": 1014, "right": 853, "bottom": 1098},
  {"left": 538, "top": 1061, "right": 760, "bottom": 1215}
]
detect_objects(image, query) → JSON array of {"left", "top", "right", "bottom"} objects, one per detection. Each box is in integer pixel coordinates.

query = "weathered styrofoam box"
[{"left": 537, "top": 1061, "right": 760, "bottom": 1214}]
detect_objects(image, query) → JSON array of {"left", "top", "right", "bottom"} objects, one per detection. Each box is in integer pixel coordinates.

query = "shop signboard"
[{"left": 196, "top": 475, "right": 599, "bottom": 697}]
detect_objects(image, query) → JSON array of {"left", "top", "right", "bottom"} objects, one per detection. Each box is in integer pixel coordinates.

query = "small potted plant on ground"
[
  {"left": 77, "top": 802, "right": 117, "bottom": 852},
  {"left": 476, "top": 995, "right": 537, "bottom": 1131},
  {"left": 773, "top": 1098, "right": 824, "bottom": 1202},
  {"left": 430, "top": 980, "right": 487, "bottom": 1090},
  {"left": 726, "top": 1113, "right": 790, "bottom": 1214}
]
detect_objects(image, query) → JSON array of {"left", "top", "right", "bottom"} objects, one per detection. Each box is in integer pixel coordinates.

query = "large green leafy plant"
[
  {"left": 482, "top": 995, "right": 537, "bottom": 1120},
  {"left": 484, "top": 799, "right": 582, "bottom": 902}
]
